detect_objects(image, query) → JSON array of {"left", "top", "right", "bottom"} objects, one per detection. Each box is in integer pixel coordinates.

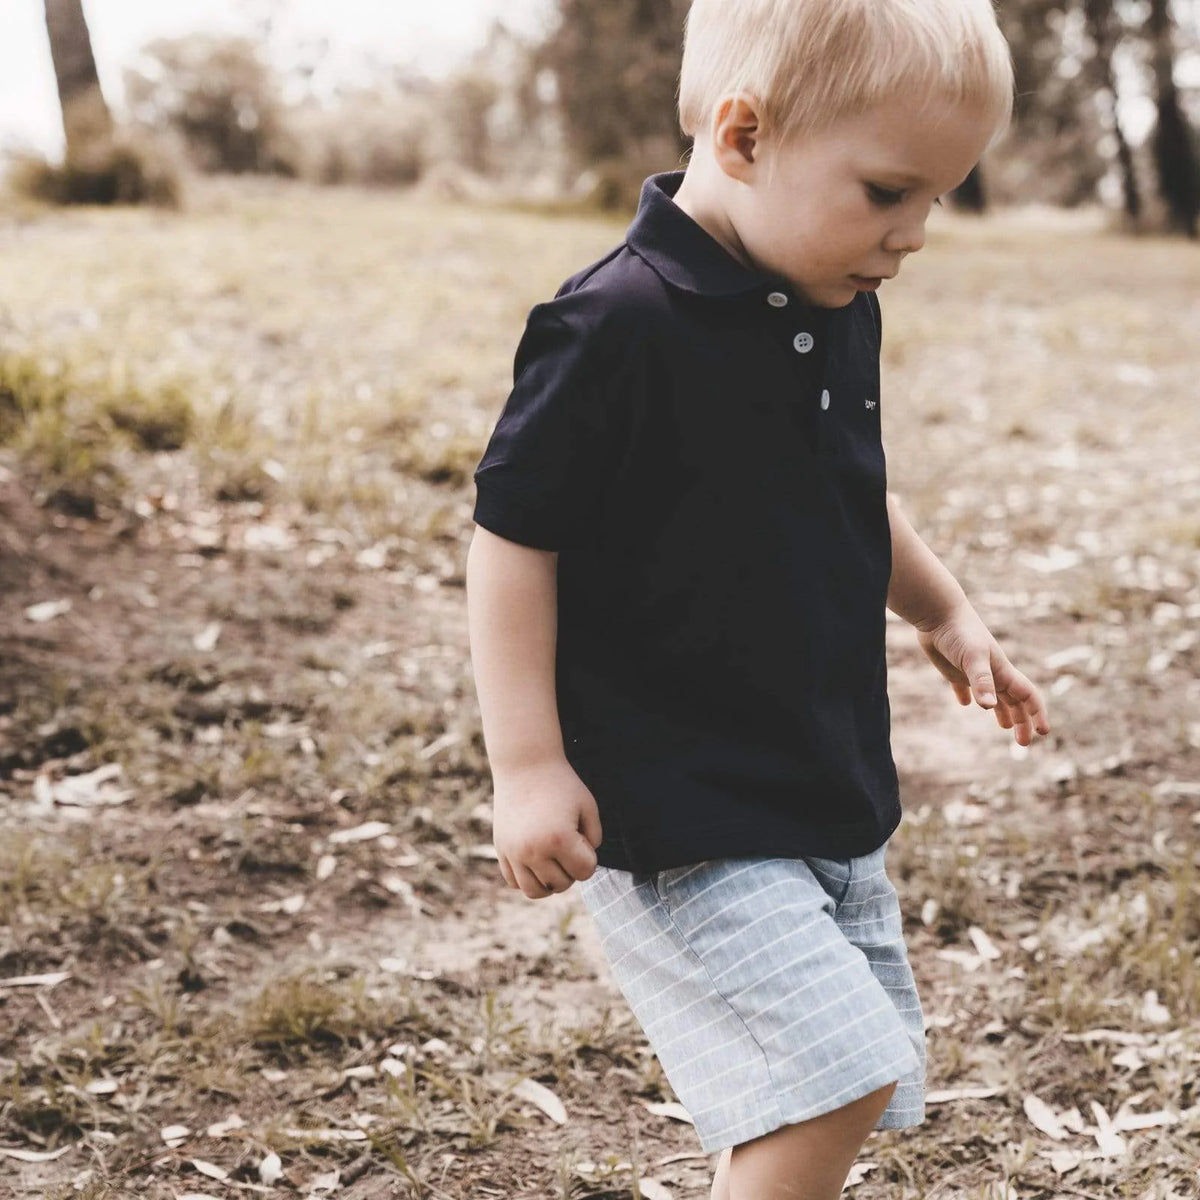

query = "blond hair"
[{"left": 679, "top": 0, "right": 1014, "bottom": 145}]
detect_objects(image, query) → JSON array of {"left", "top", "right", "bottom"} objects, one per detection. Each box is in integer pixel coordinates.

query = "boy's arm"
[
  {"left": 886, "top": 493, "right": 1050, "bottom": 746},
  {"left": 465, "top": 525, "right": 602, "bottom": 898}
]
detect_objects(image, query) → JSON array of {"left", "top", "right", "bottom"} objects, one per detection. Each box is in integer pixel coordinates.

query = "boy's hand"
[
  {"left": 916, "top": 602, "right": 1050, "bottom": 747},
  {"left": 492, "top": 757, "right": 603, "bottom": 899}
]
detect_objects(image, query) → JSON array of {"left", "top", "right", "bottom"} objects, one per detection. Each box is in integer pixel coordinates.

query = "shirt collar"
[{"left": 627, "top": 171, "right": 784, "bottom": 300}]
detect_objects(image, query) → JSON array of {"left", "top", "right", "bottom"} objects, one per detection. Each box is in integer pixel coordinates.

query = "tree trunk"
[
  {"left": 43, "top": 0, "right": 114, "bottom": 163},
  {"left": 1145, "top": 0, "right": 1199, "bottom": 237},
  {"left": 1082, "top": 0, "right": 1141, "bottom": 223}
]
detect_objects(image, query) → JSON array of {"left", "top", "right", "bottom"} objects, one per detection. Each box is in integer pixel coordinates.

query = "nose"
[{"left": 883, "top": 212, "right": 927, "bottom": 256}]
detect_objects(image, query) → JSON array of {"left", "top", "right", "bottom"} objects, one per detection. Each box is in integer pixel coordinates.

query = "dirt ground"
[{"left": 1, "top": 185, "right": 1198, "bottom": 1199}]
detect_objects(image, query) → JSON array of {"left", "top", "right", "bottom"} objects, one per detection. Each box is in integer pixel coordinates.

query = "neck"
[{"left": 672, "top": 147, "right": 757, "bottom": 272}]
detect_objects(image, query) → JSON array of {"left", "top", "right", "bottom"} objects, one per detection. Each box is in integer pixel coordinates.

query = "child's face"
[{"left": 734, "top": 96, "right": 997, "bottom": 307}]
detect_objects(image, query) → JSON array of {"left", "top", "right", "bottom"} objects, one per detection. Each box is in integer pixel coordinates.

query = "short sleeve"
[{"left": 473, "top": 301, "right": 622, "bottom": 551}]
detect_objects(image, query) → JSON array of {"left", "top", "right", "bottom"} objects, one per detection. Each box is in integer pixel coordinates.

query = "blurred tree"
[
  {"left": 994, "top": 0, "right": 1108, "bottom": 206},
  {"left": 30, "top": 0, "right": 178, "bottom": 205},
  {"left": 43, "top": 0, "right": 114, "bottom": 163},
  {"left": 1145, "top": 0, "right": 1199, "bottom": 236},
  {"left": 1082, "top": 0, "right": 1141, "bottom": 223},
  {"left": 539, "top": 0, "right": 691, "bottom": 207},
  {"left": 445, "top": 71, "right": 501, "bottom": 175},
  {"left": 124, "top": 36, "right": 293, "bottom": 175}
]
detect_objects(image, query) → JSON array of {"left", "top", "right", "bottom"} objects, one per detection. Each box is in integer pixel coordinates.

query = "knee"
[{"left": 726, "top": 1081, "right": 900, "bottom": 1200}]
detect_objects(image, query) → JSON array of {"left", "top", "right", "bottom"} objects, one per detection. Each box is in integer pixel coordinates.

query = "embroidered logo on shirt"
[{"left": 865, "top": 399, "right": 877, "bottom": 410}]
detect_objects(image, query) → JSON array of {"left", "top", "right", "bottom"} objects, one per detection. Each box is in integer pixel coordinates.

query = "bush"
[
  {"left": 6, "top": 133, "right": 182, "bottom": 208},
  {"left": 284, "top": 91, "right": 429, "bottom": 186},
  {"left": 124, "top": 35, "right": 293, "bottom": 176}
]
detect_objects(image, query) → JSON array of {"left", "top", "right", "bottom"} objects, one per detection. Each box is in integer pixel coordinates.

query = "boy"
[{"left": 467, "top": 1, "right": 1050, "bottom": 1195}]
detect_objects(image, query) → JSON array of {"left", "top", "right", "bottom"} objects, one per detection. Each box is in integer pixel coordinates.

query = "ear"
[{"left": 710, "top": 93, "right": 762, "bottom": 182}]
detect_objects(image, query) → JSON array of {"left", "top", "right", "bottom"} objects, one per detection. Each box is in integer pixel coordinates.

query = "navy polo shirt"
[{"left": 473, "top": 171, "right": 899, "bottom": 873}]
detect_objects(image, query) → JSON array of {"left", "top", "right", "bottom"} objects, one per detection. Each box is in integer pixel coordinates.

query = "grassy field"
[{"left": 1, "top": 181, "right": 1198, "bottom": 1199}]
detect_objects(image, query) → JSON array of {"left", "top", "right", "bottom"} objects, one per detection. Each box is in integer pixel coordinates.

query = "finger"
[
  {"left": 992, "top": 698, "right": 1015, "bottom": 731},
  {"left": 579, "top": 800, "right": 603, "bottom": 850},
  {"left": 1000, "top": 694, "right": 1048, "bottom": 741},
  {"left": 993, "top": 667, "right": 1051, "bottom": 737},
  {"left": 964, "top": 654, "right": 997, "bottom": 708},
  {"left": 535, "top": 859, "right": 575, "bottom": 894},
  {"left": 513, "top": 863, "right": 552, "bottom": 900},
  {"left": 950, "top": 678, "right": 972, "bottom": 707},
  {"left": 497, "top": 853, "right": 517, "bottom": 890},
  {"left": 558, "top": 836, "right": 599, "bottom": 883}
]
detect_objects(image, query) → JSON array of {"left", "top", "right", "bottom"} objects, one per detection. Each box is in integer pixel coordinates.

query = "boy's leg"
[
  {"left": 709, "top": 1148, "right": 731, "bottom": 1199},
  {"left": 710, "top": 1081, "right": 896, "bottom": 1200}
]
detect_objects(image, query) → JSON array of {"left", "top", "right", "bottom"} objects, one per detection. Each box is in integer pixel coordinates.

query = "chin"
[{"left": 809, "top": 287, "right": 858, "bottom": 310}]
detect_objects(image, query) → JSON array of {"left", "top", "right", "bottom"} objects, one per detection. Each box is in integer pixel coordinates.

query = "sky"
[{"left": 0, "top": 0, "right": 553, "bottom": 155}]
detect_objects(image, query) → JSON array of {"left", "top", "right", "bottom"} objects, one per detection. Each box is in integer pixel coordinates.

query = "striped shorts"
[{"left": 578, "top": 842, "right": 926, "bottom": 1151}]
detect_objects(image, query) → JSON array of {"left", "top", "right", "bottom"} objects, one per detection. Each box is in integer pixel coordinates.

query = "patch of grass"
[
  {"left": 0, "top": 349, "right": 199, "bottom": 513},
  {"left": 242, "top": 972, "right": 408, "bottom": 1060}
]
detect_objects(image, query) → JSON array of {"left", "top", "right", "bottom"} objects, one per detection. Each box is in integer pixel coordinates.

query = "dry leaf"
[
  {"left": 260, "top": 1151, "right": 284, "bottom": 1184},
  {"left": 643, "top": 1101, "right": 694, "bottom": 1125},
  {"left": 1112, "top": 1047, "right": 1146, "bottom": 1071},
  {"left": 1038, "top": 1147, "right": 1093, "bottom": 1175},
  {"left": 1062, "top": 1029, "right": 1148, "bottom": 1046},
  {"left": 207, "top": 1113, "right": 246, "bottom": 1138},
  {"left": 282, "top": 1128, "right": 367, "bottom": 1143},
  {"left": 328, "top": 821, "right": 390, "bottom": 845},
  {"left": 1141, "top": 990, "right": 1171, "bottom": 1024},
  {"left": 25, "top": 598, "right": 72, "bottom": 623},
  {"left": 0, "top": 971, "right": 71, "bottom": 989},
  {"left": 191, "top": 1159, "right": 230, "bottom": 1181},
  {"left": 1113, "top": 1109, "right": 1178, "bottom": 1132},
  {"left": 921, "top": 898, "right": 939, "bottom": 926},
  {"left": 638, "top": 1179, "right": 673, "bottom": 1200},
  {"left": 1058, "top": 1107, "right": 1085, "bottom": 1133},
  {"left": 845, "top": 1161, "right": 878, "bottom": 1186},
  {"left": 161, "top": 1123, "right": 191, "bottom": 1147},
  {"left": 511, "top": 1077, "right": 567, "bottom": 1124},
  {"left": 935, "top": 948, "right": 983, "bottom": 972},
  {"left": 46, "top": 764, "right": 132, "bottom": 808},
  {"left": 418, "top": 732, "right": 461, "bottom": 760},
  {"left": 193, "top": 622, "right": 222, "bottom": 652},
  {"left": 305, "top": 1169, "right": 341, "bottom": 1195},
  {"left": 967, "top": 926, "right": 1002, "bottom": 960},
  {"left": 1023, "top": 1094, "right": 1069, "bottom": 1140},
  {"left": 466, "top": 843, "right": 500, "bottom": 860},
  {"left": 85, "top": 1079, "right": 119, "bottom": 1095},
  {"left": 316, "top": 855, "right": 337, "bottom": 881},
  {"left": 177, "top": 1194, "right": 225, "bottom": 1200},
  {"left": 926, "top": 1086, "right": 1004, "bottom": 1104},
  {"left": 0, "top": 1145, "right": 73, "bottom": 1162},
  {"left": 1089, "top": 1101, "right": 1128, "bottom": 1157}
]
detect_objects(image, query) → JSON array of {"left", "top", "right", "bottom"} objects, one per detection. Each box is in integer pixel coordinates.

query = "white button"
[
  {"left": 820, "top": 389, "right": 831, "bottom": 410},
  {"left": 793, "top": 331, "right": 815, "bottom": 353},
  {"left": 767, "top": 291, "right": 789, "bottom": 308}
]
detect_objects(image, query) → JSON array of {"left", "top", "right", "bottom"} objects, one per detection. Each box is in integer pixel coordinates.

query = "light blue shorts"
[{"left": 578, "top": 842, "right": 926, "bottom": 1152}]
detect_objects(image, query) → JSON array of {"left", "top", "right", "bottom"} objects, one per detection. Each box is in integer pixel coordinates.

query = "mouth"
[{"left": 849, "top": 273, "right": 897, "bottom": 291}]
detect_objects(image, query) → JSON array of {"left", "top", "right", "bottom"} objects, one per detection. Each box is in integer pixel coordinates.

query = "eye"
[{"left": 866, "top": 183, "right": 906, "bottom": 207}]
